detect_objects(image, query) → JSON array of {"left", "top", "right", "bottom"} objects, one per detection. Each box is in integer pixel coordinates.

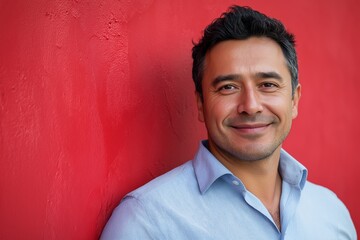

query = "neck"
[
  {"left": 235, "top": 153, "right": 281, "bottom": 203},
  {"left": 214, "top": 147, "right": 282, "bottom": 200},
  {"left": 212, "top": 146, "right": 283, "bottom": 229}
]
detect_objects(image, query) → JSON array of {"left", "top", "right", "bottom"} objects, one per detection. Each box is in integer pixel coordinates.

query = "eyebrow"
[
  {"left": 212, "top": 74, "right": 240, "bottom": 87},
  {"left": 212, "top": 71, "right": 283, "bottom": 87},
  {"left": 255, "top": 71, "right": 283, "bottom": 82}
]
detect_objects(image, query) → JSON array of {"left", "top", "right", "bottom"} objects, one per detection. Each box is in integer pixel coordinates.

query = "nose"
[{"left": 237, "top": 87, "right": 263, "bottom": 115}]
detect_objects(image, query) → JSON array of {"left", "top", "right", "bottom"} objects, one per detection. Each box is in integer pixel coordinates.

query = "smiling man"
[
  {"left": 101, "top": 6, "right": 356, "bottom": 239},
  {"left": 196, "top": 37, "right": 299, "bottom": 229}
]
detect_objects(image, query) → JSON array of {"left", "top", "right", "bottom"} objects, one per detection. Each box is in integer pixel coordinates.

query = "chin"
[{"left": 226, "top": 143, "right": 281, "bottom": 162}]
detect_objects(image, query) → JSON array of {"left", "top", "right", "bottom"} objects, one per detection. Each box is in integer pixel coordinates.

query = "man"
[{"left": 101, "top": 6, "right": 356, "bottom": 239}]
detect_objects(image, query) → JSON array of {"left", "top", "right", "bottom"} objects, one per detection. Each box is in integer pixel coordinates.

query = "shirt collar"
[
  {"left": 193, "top": 140, "right": 308, "bottom": 194},
  {"left": 279, "top": 148, "right": 308, "bottom": 190},
  {"left": 193, "top": 141, "right": 232, "bottom": 194}
]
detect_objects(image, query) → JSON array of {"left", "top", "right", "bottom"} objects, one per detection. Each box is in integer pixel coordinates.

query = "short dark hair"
[{"left": 192, "top": 5, "right": 298, "bottom": 97}]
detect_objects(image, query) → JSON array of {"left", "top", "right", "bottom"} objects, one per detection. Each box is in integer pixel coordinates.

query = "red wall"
[{"left": 0, "top": 0, "right": 359, "bottom": 239}]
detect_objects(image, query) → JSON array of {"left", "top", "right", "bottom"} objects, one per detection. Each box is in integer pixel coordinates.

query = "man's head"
[
  {"left": 192, "top": 6, "right": 301, "bottom": 164},
  {"left": 192, "top": 5, "right": 298, "bottom": 98}
]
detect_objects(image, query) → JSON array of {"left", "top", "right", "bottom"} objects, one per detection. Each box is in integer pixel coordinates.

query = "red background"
[{"left": 0, "top": 0, "right": 359, "bottom": 239}]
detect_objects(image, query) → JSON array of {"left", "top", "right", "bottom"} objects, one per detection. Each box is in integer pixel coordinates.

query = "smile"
[{"left": 230, "top": 123, "right": 271, "bottom": 134}]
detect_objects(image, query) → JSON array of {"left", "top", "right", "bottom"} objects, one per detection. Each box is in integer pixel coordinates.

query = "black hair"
[{"left": 192, "top": 5, "right": 298, "bottom": 97}]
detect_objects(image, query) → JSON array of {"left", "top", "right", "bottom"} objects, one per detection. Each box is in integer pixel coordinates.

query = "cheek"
[
  {"left": 206, "top": 97, "right": 237, "bottom": 121},
  {"left": 263, "top": 95, "right": 293, "bottom": 119}
]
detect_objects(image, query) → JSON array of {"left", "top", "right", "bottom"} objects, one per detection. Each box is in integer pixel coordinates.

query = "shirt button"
[{"left": 232, "top": 180, "right": 240, "bottom": 186}]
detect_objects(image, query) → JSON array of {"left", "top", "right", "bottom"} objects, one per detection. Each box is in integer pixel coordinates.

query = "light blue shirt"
[{"left": 101, "top": 141, "right": 357, "bottom": 239}]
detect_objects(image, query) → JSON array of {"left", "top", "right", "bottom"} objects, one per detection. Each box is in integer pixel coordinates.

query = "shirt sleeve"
[
  {"left": 334, "top": 196, "right": 357, "bottom": 240},
  {"left": 100, "top": 196, "right": 159, "bottom": 240}
]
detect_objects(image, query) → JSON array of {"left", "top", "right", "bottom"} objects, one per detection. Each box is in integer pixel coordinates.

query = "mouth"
[
  {"left": 232, "top": 123, "right": 271, "bottom": 129},
  {"left": 230, "top": 123, "right": 272, "bottom": 135}
]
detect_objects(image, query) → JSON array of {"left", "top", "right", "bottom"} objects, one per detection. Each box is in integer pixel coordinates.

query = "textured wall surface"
[{"left": 0, "top": 0, "right": 359, "bottom": 239}]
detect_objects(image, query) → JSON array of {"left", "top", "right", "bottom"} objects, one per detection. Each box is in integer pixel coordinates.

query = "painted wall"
[{"left": 0, "top": 0, "right": 359, "bottom": 239}]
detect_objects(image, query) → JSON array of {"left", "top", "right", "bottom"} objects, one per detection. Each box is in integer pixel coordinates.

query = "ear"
[
  {"left": 196, "top": 92, "right": 205, "bottom": 122},
  {"left": 292, "top": 84, "right": 301, "bottom": 119}
]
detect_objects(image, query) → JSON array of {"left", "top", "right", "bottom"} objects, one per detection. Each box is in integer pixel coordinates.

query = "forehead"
[{"left": 203, "top": 37, "right": 290, "bottom": 79}]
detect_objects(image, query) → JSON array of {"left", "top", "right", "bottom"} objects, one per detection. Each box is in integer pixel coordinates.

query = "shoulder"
[
  {"left": 117, "top": 159, "right": 200, "bottom": 219},
  {"left": 298, "top": 181, "right": 357, "bottom": 238},
  {"left": 301, "top": 181, "right": 354, "bottom": 223},
  {"left": 126, "top": 160, "right": 197, "bottom": 201},
  {"left": 100, "top": 161, "right": 198, "bottom": 239},
  {"left": 302, "top": 181, "right": 345, "bottom": 209},
  {"left": 303, "top": 181, "right": 335, "bottom": 196},
  {"left": 302, "top": 181, "right": 342, "bottom": 203}
]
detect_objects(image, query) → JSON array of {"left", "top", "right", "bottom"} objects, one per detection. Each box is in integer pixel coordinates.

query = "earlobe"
[
  {"left": 292, "top": 84, "right": 301, "bottom": 119},
  {"left": 196, "top": 92, "right": 205, "bottom": 122}
]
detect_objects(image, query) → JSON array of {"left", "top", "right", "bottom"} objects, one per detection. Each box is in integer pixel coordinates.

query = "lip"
[
  {"left": 230, "top": 123, "right": 271, "bottom": 135},
  {"left": 232, "top": 123, "right": 270, "bottom": 128}
]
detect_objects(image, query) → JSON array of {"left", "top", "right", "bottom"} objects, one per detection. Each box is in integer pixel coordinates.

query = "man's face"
[{"left": 197, "top": 37, "right": 300, "bottom": 163}]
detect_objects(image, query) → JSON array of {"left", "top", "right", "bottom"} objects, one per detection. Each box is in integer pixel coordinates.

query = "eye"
[
  {"left": 262, "top": 82, "right": 276, "bottom": 88},
  {"left": 217, "top": 84, "right": 238, "bottom": 94},
  {"left": 221, "top": 85, "right": 236, "bottom": 90},
  {"left": 259, "top": 82, "right": 278, "bottom": 92}
]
